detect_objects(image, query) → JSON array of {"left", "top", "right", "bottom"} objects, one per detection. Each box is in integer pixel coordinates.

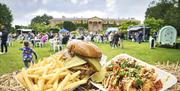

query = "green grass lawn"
[
  {"left": 0, "top": 40, "right": 180, "bottom": 75},
  {"left": 0, "top": 41, "right": 54, "bottom": 75},
  {"left": 96, "top": 41, "right": 180, "bottom": 64}
]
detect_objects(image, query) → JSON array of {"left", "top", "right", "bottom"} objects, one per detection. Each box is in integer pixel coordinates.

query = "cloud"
[
  {"left": 1, "top": 0, "right": 155, "bottom": 26},
  {"left": 70, "top": 0, "right": 79, "bottom": 4},
  {"left": 70, "top": 0, "right": 90, "bottom": 5},
  {"left": 42, "top": 0, "right": 49, "bottom": 5},
  {"left": 26, "top": 9, "right": 108, "bottom": 18},
  {"left": 31, "top": 0, "right": 49, "bottom": 5},
  {"left": 21, "top": 9, "right": 109, "bottom": 25},
  {"left": 32, "top": 0, "right": 38, "bottom": 3},
  {"left": 105, "top": 0, "right": 117, "bottom": 12}
]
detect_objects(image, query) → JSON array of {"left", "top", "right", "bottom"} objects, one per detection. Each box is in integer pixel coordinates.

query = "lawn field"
[
  {"left": 0, "top": 41, "right": 54, "bottom": 75},
  {"left": 96, "top": 41, "right": 180, "bottom": 64},
  {"left": 0, "top": 40, "right": 180, "bottom": 75}
]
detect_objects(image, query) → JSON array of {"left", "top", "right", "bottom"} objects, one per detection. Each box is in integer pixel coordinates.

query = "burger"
[{"left": 64, "top": 40, "right": 103, "bottom": 79}]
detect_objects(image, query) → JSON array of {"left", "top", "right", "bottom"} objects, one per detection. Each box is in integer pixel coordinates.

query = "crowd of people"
[
  {"left": 108, "top": 31, "right": 125, "bottom": 48},
  {"left": 0, "top": 25, "right": 140, "bottom": 68},
  {"left": 0, "top": 28, "right": 128, "bottom": 53},
  {"left": 0, "top": 28, "right": 142, "bottom": 53}
]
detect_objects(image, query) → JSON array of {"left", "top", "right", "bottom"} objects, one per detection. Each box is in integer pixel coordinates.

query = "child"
[{"left": 19, "top": 41, "right": 37, "bottom": 68}]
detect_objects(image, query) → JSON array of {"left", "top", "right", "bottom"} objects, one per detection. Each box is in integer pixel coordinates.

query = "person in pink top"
[{"left": 41, "top": 34, "right": 48, "bottom": 44}]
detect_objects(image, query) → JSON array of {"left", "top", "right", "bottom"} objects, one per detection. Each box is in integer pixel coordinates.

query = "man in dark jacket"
[
  {"left": 113, "top": 31, "right": 120, "bottom": 48},
  {"left": 62, "top": 33, "right": 69, "bottom": 45},
  {"left": 138, "top": 31, "right": 143, "bottom": 44},
  {"left": 0, "top": 26, "right": 8, "bottom": 54}
]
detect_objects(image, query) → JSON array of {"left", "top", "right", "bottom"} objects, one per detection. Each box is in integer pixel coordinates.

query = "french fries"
[
  {"left": 57, "top": 73, "right": 71, "bottom": 91},
  {"left": 21, "top": 68, "right": 34, "bottom": 91},
  {"left": 15, "top": 52, "right": 87, "bottom": 91},
  {"left": 64, "top": 78, "right": 88, "bottom": 90}
]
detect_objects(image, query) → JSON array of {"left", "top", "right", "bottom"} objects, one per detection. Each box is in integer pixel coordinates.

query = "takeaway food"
[
  {"left": 15, "top": 40, "right": 103, "bottom": 91},
  {"left": 65, "top": 40, "right": 103, "bottom": 78},
  {"left": 1, "top": 62, "right": 179, "bottom": 91},
  {"left": 102, "top": 57, "right": 163, "bottom": 91}
]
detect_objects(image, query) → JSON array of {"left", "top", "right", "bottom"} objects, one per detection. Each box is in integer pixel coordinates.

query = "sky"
[{"left": 0, "top": 0, "right": 155, "bottom": 26}]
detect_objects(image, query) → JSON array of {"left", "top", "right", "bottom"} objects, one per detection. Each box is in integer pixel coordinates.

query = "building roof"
[
  {"left": 50, "top": 17, "right": 138, "bottom": 21},
  {"left": 127, "top": 26, "right": 149, "bottom": 31},
  {"left": 51, "top": 17, "right": 88, "bottom": 21},
  {"left": 20, "top": 29, "right": 32, "bottom": 32}
]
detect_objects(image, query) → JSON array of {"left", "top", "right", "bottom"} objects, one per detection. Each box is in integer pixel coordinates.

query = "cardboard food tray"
[{"left": 91, "top": 54, "right": 177, "bottom": 91}]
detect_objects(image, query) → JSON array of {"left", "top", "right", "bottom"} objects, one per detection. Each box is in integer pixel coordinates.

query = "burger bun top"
[{"left": 67, "top": 40, "right": 102, "bottom": 58}]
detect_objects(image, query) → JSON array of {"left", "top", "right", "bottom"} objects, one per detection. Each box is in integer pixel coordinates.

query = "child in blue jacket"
[{"left": 19, "top": 41, "right": 37, "bottom": 68}]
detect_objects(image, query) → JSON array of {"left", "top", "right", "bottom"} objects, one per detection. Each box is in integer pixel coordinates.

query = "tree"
[
  {"left": 63, "top": 21, "right": 77, "bottom": 32},
  {"left": 30, "top": 23, "right": 50, "bottom": 33},
  {"left": 144, "top": 17, "right": 164, "bottom": 34},
  {"left": 76, "top": 23, "right": 88, "bottom": 29},
  {"left": 145, "top": 0, "right": 175, "bottom": 19},
  {"left": 119, "top": 20, "right": 140, "bottom": 33},
  {"left": 15, "top": 25, "right": 29, "bottom": 29},
  {"left": 145, "top": 0, "right": 180, "bottom": 35},
  {"left": 164, "top": 0, "right": 180, "bottom": 33},
  {"left": 0, "top": 3, "right": 13, "bottom": 29},
  {"left": 9, "top": 27, "right": 16, "bottom": 33},
  {"left": 31, "top": 14, "right": 53, "bottom": 25},
  {"left": 30, "top": 14, "right": 53, "bottom": 32},
  {"left": 15, "top": 25, "right": 21, "bottom": 29},
  {"left": 55, "top": 22, "right": 63, "bottom": 29}
]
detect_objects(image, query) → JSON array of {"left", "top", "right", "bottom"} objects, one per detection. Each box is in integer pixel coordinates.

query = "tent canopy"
[
  {"left": 127, "top": 26, "right": 151, "bottom": 41},
  {"left": 59, "top": 28, "right": 69, "bottom": 33},
  {"left": 127, "top": 26, "right": 149, "bottom": 31},
  {"left": 106, "top": 27, "right": 118, "bottom": 33},
  {"left": 20, "top": 29, "right": 32, "bottom": 32}
]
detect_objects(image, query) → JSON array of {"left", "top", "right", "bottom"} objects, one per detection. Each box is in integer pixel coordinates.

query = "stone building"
[
  {"left": 88, "top": 17, "right": 103, "bottom": 32},
  {"left": 49, "top": 16, "right": 140, "bottom": 32}
]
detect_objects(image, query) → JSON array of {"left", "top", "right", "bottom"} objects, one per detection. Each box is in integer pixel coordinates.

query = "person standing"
[
  {"left": 62, "top": 32, "right": 70, "bottom": 45},
  {"left": 108, "top": 32, "right": 114, "bottom": 48},
  {"left": 119, "top": 32, "right": 125, "bottom": 49},
  {"left": 153, "top": 32, "right": 157, "bottom": 41},
  {"left": 113, "top": 31, "right": 120, "bottom": 48},
  {"left": 0, "top": 25, "right": 8, "bottom": 54},
  {"left": 137, "top": 31, "right": 143, "bottom": 44}
]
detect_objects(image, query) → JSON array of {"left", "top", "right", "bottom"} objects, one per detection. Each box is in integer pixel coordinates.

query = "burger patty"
[{"left": 70, "top": 64, "right": 96, "bottom": 77}]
